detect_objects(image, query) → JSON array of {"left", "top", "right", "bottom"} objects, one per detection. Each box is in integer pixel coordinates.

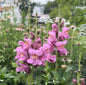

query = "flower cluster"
[
  {"left": 15, "top": 22, "right": 70, "bottom": 74},
  {"left": 46, "top": 23, "right": 70, "bottom": 57},
  {"left": 15, "top": 36, "right": 56, "bottom": 73}
]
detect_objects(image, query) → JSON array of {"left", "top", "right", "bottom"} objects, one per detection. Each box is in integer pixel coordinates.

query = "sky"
[{"left": 31, "top": 0, "right": 54, "bottom": 4}]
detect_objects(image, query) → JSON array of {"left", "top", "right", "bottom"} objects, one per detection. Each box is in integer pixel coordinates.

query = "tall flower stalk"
[
  {"left": 28, "top": 1, "right": 31, "bottom": 34},
  {"left": 70, "top": 27, "right": 74, "bottom": 59},
  {"left": 14, "top": 17, "right": 70, "bottom": 85},
  {"left": 54, "top": 50, "right": 58, "bottom": 85}
]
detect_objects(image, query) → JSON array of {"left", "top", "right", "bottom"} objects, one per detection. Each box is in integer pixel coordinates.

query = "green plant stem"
[
  {"left": 35, "top": 12, "right": 38, "bottom": 38},
  {"left": 41, "top": 28, "right": 44, "bottom": 45},
  {"left": 54, "top": 50, "right": 58, "bottom": 85},
  {"left": 70, "top": 28, "right": 74, "bottom": 59},
  {"left": 28, "top": 4, "right": 31, "bottom": 35},
  {"left": 45, "top": 62, "right": 49, "bottom": 85},
  {"left": 27, "top": 67, "right": 34, "bottom": 85},
  {"left": 46, "top": 22, "right": 49, "bottom": 36},
  {"left": 77, "top": 52, "right": 81, "bottom": 85}
]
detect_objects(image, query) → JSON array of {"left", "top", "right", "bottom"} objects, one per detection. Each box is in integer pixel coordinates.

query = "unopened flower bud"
[{"left": 61, "top": 65, "right": 67, "bottom": 69}]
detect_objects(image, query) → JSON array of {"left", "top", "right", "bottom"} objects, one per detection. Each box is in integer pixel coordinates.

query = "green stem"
[
  {"left": 35, "top": 12, "right": 38, "bottom": 38},
  {"left": 28, "top": 1, "right": 31, "bottom": 36},
  {"left": 46, "top": 22, "right": 49, "bottom": 36},
  {"left": 41, "top": 28, "right": 44, "bottom": 45},
  {"left": 54, "top": 51, "right": 58, "bottom": 85},
  {"left": 77, "top": 52, "right": 81, "bottom": 85},
  {"left": 45, "top": 62, "right": 49, "bottom": 85},
  {"left": 27, "top": 67, "right": 34, "bottom": 85},
  {"left": 70, "top": 28, "right": 74, "bottom": 59},
  {"left": 28, "top": 6, "right": 31, "bottom": 29}
]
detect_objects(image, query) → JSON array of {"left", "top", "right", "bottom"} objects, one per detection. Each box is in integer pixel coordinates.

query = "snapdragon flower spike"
[
  {"left": 27, "top": 48, "right": 44, "bottom": 66},
  {"left": 47, "top": 31, "right": 57, "bottom": 45},
  {"left": 15, "top": 46, "right": 28, "bottom": 62},
  {"left": 16, "top": 63, "right": 31, "bottom": 74},
  {"left": 52, "top": 24, "right": 58, "bottom": 33},
  {"left": 58, "top": 27, "right": 70, "bottom": 41},
  {"left": 55, "top": 40, "right": 69, "bottom": 56},
  {"left": 18, "top": 36, "right": 32, "bottom": 50},
  {"left": 32, "top": 37, "right": 42, "bottom": 49}
]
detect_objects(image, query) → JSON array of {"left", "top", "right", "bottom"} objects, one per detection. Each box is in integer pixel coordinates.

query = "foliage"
[
  {"left": 44, "top": 0, "right": 86, "bottom": 25},
  {"left": 0, "top": 1, "right": 86, "bottom": 85}
]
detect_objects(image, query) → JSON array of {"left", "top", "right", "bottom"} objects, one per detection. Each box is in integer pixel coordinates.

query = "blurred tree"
[
  {"left": 44, "top": 0, "right": 86, "bottom": 25},
  {"left": 18, "top": 0, "right": 36, "bottom": 24},
  {"left": 19, "top": 0, "right": 29, "bottom": 24}
]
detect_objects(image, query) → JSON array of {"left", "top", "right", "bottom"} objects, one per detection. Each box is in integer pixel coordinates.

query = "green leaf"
[{"left": 1, "top": 67, "right": 6, "bottom": 74}]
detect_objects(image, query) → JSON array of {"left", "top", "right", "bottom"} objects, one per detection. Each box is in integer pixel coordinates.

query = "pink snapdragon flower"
[
  {"left": 46, "top": 54, "right": 56, "bottom": 63},
  {"left": 73, "top": 78, "right": 85, "bottom": 85},
  {"left": 47, "top": 31, "right": 57, "bottom": 45},
  {"left": 60, "top": 21, "right": 64, "bottom": 27},
  {"left": 16, "top": 63, "right": 31, "bottom": 74},
  {"left": 27, "top": 49, "right": 45, "bottom": 66},
  {"left": 55, "top": 40, "right": 69, "bottom": 56},
  {"left": 80, "top": 78, "right": 85, "bottom": 85},
  {"left": 73, "top": 78, "right": 77, "bottom": 85},
  {"left": 15, "top": 47, "right": 28, "bottom": 62},
  {"left": 47, "top": 41, "right": 55, "bottom": 53},
  {"left": 32, "top": 37, "right": 42, "bottom": 49},
  {"left": 40, "top": 43, "right": 56, "bottom": 63},
  {"left": 18, "top": 36, "right": 32, "bottom": 49},
  {"left": 30, "top": 32, "right": 35, "bottom": 40},
  {"left": 58, "top": 27, "right": 70, "bottom": 41},
  {"left": 40, "top": 43, "right": 50, "bottom": 54},
  {"left": 52, "top": 24, "right": 58, "bottom": 33}
]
